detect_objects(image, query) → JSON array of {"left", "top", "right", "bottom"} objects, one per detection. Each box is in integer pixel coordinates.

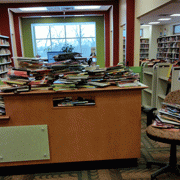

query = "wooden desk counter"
[{"left": 0, "top": 86, "right": 146, "bottom": 167}]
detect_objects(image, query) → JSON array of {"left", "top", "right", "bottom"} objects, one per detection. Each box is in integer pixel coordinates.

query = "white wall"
[
  {"left": 110, "top": 6, "right": 113, "bottom": 66},
  {"left": 119, "top": 0, "right": 126, "bottom": 64},
  {"left": 161, "top": 22, "right": 180, "bottom": 36},
  {"left": 136, "top": 0, "right": 172, "bottom": 18},
  {"left": 141, "top": 26, "right": 151, "bottom": 38},
  {"left": 149, "top": 25, "right": 163, "bottom": 59},
  {"left": 119, "top": 0, "right": 126, "bottom": 26}
]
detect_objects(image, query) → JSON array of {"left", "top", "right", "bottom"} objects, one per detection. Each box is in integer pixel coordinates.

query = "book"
[
  {"left": 159, "top": 109, "right": 180, "bottom": 119},
  {"left": 162, "top": 102, "right": 180, "bottom": 110},
  {"left": 152, "top": 119, "right": 175, "bottom": 129},
  {"left": 157, "top": 114, "right": 180, "bottom": 126}
]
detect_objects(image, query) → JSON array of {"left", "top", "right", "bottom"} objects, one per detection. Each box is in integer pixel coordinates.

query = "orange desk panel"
[{"left": 0, "top": 86, "right": 145, "bottom": 167}]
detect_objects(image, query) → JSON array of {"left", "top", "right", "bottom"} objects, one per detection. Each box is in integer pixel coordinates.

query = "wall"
[
  {"left": 161, "top": 21, "right": 180, "bottom": 36},
  {"left": 140, "top": 26, "right": 150, "bottom": 38},
  {"left": 119, "top": 0, "right": 126, "bottom": 64},
  {"left": 21, "top": 16, "right": 105, "bottom": 67},
  {"left": 136, "top": 0, "right": 172, "bottom": 18},
  {"left": 119, "top": 0, "right": 126, "bottom": 26}
]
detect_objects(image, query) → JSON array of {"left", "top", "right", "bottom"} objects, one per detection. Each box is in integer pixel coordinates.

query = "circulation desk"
[{"left": 0, "top": 85, "right": 146, "bottom": 167}]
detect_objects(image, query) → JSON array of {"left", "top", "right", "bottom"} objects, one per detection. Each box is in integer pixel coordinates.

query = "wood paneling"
[{"left": 0, "top": 87, "right": 143, "bottom": 167}]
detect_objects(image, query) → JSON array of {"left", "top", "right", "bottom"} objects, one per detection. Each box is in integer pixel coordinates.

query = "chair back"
[{"left": 162, "top": 90, "right": 180, "bottom": 108}]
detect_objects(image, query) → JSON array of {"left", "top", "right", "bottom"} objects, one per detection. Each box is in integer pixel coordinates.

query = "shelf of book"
[
  {"left": 140, "top": 38, "right": 149, "bottom": 60},
  {"left": 0, "top": 35, "right": 11, "bottom": 78},
  {"left": 157, "top": 35, "right": 180, "bottom": 63},
  {"left": 142, "top": 62, "right": 157, "bottom": 108}
]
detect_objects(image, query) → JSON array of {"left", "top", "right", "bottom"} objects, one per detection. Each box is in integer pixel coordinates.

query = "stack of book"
[
  {"left": 152, "top": 102, "right": 180, "bottom": 129},
  {"left": 0, "top": 96, "right": 5, "bottom": 115},
  {"left": 53, "top": 96, "right": 96, "bottom": 107},
  {"left": 0, "top": 56, "right": 140, "bottom": 92}
]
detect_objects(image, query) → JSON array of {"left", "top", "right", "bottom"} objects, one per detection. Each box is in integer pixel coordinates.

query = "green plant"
[{"left": 61, "top": 44, "right": 74, "bottom": 53}]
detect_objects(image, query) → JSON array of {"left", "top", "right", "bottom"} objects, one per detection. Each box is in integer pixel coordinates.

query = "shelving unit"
[
  {"left": 123, "top": 37, "right": 126, "bottom": 65},
  {"left": 140, "top": 38, "right": 149, "bottom": 60},
  {"left": 142, "top": 62, "right": 180, "bottom": 110},
  {"left": 156, "top": 63, "right": 171, "bottom": 110},
  {"left": 157, "top": 35, "right": 180, "bottom": 63},
  {"left": 141, "top": 62, "right": 157, "bottom": 108},
  {"left": 171, "top": 66, "right": 180, "bottom": 91},
  {"left": 0, "top": 35, "right": 11, "bottom": 78}
]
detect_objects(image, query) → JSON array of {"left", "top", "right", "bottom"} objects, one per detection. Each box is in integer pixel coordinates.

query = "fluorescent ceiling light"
[
  {"left": 158, "top": 18, "right": 171, "bottom": 21},
  {"left": 75, "top": 6, "right": 101, "bottom": 10},
  {"left": 170, "top": 14, "right": 180, "bottom": 16},
  {"left": 19, "top": 7, "right": 47, "bottom": 11},
  {"left": 148, "top": 22, "right": 160, "bottom": 24},
  {"left": 141, "top": 25, "right": 151, "bottom": 26}
]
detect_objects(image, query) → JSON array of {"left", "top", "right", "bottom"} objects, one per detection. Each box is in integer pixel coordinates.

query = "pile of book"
[
  {"left": 0, "top": 96, "right": 5, "bottom": 115},
  {"left": 152, "top": 102, "right": 180, "bottom": 129},
  {"left": 0, "top": 56, "right": 140, "bottom": 92},
  {"left": 53, "top": 96, "right": 96, "bottom": 107}
]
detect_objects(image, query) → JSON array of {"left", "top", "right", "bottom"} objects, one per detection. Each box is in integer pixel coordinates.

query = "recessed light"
[
  {"left": 170, "top": 14, "right": 180, "bottom": 16},
  {"left": 19, "top": 7, "right": 47, "bottom": 11},
  {"left": 75, "top": 6, "right": 101, "bottom": 10},
  {"left": 158, "top": 18, "right": 171, "bottom": 21},
  {"left": 148, "top": 22, "right": 160, "bottom": 24}
]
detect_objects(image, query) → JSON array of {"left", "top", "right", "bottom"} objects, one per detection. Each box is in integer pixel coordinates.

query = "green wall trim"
[
  {"left": 21, "top": 16, "right": 105, "bottom": 67},
  {"left": 129, "top": 66, "right": 142, "bottom": 82}
]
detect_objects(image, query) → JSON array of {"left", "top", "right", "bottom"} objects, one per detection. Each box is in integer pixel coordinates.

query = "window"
[
  {"left": 140, "top": 29, "right": 143, "bottom": 37},
  {"left": 173, "top": 24, "right": 180, "bottom": 34},
  {"left": 31, "top": 22, "right": 96, "bottom": 58}
]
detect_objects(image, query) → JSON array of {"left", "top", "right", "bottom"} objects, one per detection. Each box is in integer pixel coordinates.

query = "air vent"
[{"left": 158, "top": 14, "right": 171, "bottom": 17}]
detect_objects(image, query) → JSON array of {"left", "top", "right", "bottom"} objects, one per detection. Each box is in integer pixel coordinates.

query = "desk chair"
[{"left": 145, "top": 90, "right": 180, "bottom": 179}]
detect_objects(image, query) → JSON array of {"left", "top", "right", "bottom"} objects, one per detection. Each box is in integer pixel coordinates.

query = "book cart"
[{"left": 142, "top": 62, "right": 180, "bottom": 110}]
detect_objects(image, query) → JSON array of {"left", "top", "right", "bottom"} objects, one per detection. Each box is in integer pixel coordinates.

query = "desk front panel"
[{"left": 0, "top": 88, "right": 141, "bottom": 166}]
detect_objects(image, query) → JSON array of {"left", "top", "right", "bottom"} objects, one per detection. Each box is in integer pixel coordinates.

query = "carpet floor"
[{"left": 1, "top": 112, "right": 180, "bottom": 180}]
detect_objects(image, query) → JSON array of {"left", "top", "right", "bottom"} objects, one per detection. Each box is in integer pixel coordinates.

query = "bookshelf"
[
  {"left": 156, "top": 65, "right": 180, "bottom": 109},
  {"left": 0, "top": 35, "right": 11, "bottom": 78},
  {"left": 141, "top": 62, "right": 157, "bottom": 108},
  {"left": 140, "top": 38, "right": 149, "bottom": 60},
  {"left": 157, "top": 35, "right": 180, "bottom": 63},
  {"left": 123, "top": 37, "right": 126, "bottom": 65},
  {"left": 156, "top": 63, "right": 171, "bottom": 110},
  {"left": 142, "top": 62, "right": 180, "bottom": 110}
]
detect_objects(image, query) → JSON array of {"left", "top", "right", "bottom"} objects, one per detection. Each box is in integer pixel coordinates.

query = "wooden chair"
[{"left": 146, "top": 90, "right": 180, "bottom": 179}]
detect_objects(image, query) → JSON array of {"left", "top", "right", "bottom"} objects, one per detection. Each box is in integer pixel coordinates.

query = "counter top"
[{"left": 0, "top": 83, "right": 147, "bottom": 96}]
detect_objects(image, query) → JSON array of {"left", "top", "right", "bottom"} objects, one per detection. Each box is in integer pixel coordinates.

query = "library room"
[{"left": 0, "top": 0, "right": 180, "bottom": 179}]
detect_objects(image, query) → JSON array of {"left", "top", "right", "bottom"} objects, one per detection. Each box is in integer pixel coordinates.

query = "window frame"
[
  {"left": 140, "top": 29, "right": 143, "bottom": 37},
  {"left": 31, "top": 22, "right": 96, "bottom": 58},
  {"left": 173, "top": 24, "right": 180, "bottom": 35}
]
